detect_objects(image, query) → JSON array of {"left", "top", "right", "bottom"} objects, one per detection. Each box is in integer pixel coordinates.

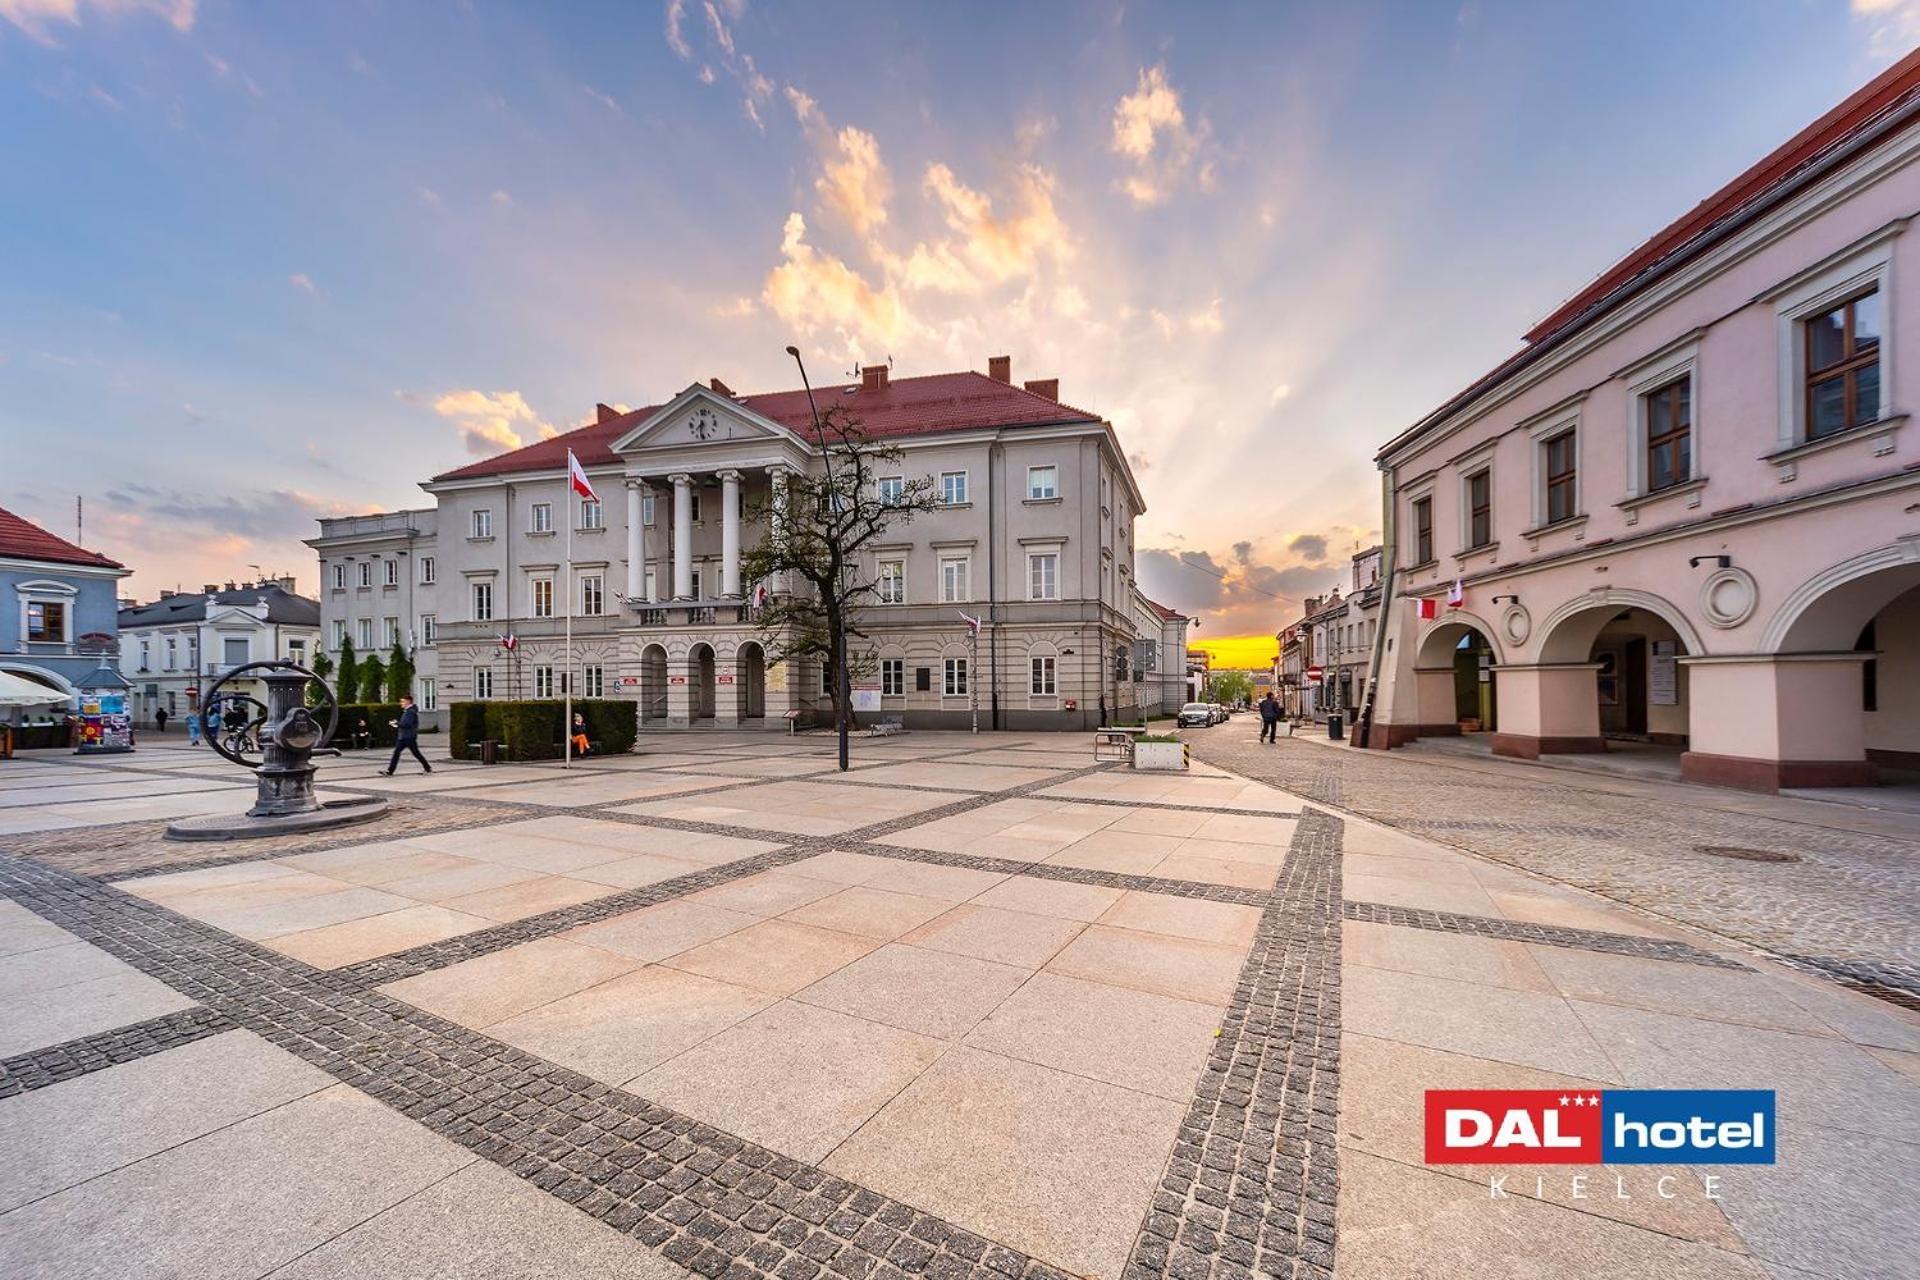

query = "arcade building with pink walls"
[{"left": 1364, "top": 50, "right": 1920, "bottom": 792}]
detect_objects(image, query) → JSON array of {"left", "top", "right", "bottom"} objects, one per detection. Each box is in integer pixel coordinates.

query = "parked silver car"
[{"left": 1177, "top": 702, "right": 1213, "bottom": 727}]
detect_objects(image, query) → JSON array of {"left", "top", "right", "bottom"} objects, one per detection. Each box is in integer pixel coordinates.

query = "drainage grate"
[{"left": 1693, "top": 844, "right": 1800, "bottom": 863}]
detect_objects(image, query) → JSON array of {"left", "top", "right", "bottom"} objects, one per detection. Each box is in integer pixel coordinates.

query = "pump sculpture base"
[{"left": 164, "top": 795, "right": 390, "bottom": 842}]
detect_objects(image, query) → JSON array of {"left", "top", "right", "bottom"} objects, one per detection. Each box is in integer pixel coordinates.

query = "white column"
[
  {"left": 768, "top": 465, "right": 788, "bottom": 596},
  {"left": 719, "top": 469, "right": 742, "bottom": 597},
  {"left": 624, "top": 479, "right": 646, "bottom": 603},
  {"left": 671, "top": 473, "right": 694, "bottom": 599}
]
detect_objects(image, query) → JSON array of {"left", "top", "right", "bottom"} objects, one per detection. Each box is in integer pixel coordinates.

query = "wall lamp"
[
  {"left": 1491, "top": 594, "right": 1521, "bottom": 605},
  {"left": 1688, "top": 555, "right": 1732, "bottom": 569}
]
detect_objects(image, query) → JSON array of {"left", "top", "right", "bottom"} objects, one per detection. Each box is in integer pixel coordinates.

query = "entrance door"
[{"left": 1624, "top": 637, "right": 1648, "bottom": 736}]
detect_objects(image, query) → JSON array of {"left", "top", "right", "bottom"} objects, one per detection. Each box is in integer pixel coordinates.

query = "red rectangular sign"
[{"left": 1423, "top": 1090, "right": 1603, "bottom": 1164}]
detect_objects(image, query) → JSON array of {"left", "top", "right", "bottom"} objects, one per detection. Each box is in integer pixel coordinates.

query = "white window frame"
[
  {"left": 579, "top": 498, "right": 603, "bottom": 530},
  {"left": 530, "top": 502, "right": 554, "bottom": 534},
  {"left": 1026, "top": 465, "right": 1058, "bottom": 500},
  {"left": 472, "top": 581, "right": 494, "bottom": 622},
  {"left": 877, "top": 476, "right": 904, "bottom": 506},
  {"left": 331, "top": 621, "right": 346, "bottom": 648},
  {"left": 331, "top": 563, "right": 345, "bottom": 590},
  {"left": 356, "top": 618, "right": 373, "bottom": 649},
  {"left": 1623, "top": 337, "right": 1703, "bottom": 499},
  {"left": 474, "top": 667, "right": 493, "bottom": 699},
  {"left": 471, "top": 508, "right": 493, "bottom": 539},
  {"left": 1523, "top": 396, "right": 1584, "bottom": 530},
  {"left": 421, "top": 678, "right": 437, "bottom": 711},
  {"left": 1027, "top": 551, "right": 1059, "bottom": 601},
  {"left": 943, "top": 656, "right": 968, "bottom": 697},
  {"left": 1454, "top": 440, "right": 1496, "bottom": 554},
  {"left": 530, "top": 576, "right": 554, "bottom": 618},
  {"left": 939, "top": 556, "right": 970, "bottom": 603},
  {"left": 940, "top": 471, "right": 969, "bottom": 505},
  {"left": 384, "top": 617, "right": 401, "bottom": 647},
  {"left": 642, "top": 493, "right": 656, "bottom": 525},
  {"left": 1767, "top": 226, "right": 1899, "bottom": 451},
  {"left": 878, "top": 559, "right": 905, "bottom": 605},
  {"left": 357, "top": 562, "right": 372, "bottom": 588},
  {"left": 579, "top": 573, "right": 604, "bottom": 617},
  {"left": 420, "top": 615, "right": 436, "bottom": 646},
  {"left": 383, "top": 560, "right": 398, "bottom": 587},
  {"left": 1030, "top": 654, "right": 1056, "bottom": 696},
  {"left": 419, "top": 556, "right": 436, "bottom": 585},
  {"left": 583, "top": 664, "right": 604, "bottom": 698},
  {"left": 534, "top": 665, "right": 555, "bottom": 698},
  {"left": 881, "top": 657, "right": 904, "bottom": 697}
]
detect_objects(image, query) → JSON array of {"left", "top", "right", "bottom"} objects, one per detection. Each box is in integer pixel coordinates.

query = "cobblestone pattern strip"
[
  {"left": 844, "top": 842, "right": 1272, "bottom": 907},
  {"left": 0, "top": 854, "right": 1071, "bottom": 1280},
  {"left": 1126, "top": 807, "right": 1345, "bottom": 1280},
  {"left": 1340, "top": 900, "right": 1746, "bottom": 969},
  {"left": 0, "top": 1005, "right": 234, "bottom": 1098}
]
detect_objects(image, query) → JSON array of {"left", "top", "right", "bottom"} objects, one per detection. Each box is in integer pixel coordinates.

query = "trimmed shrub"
[
  {"left": 577, "top": 699, "right": 639, "bottom": 755},
  {"left": 331, "top": 702, "right": 404, "bottom": 748},
  {"left": 442, "top": 699, "right": 639, "bottom": 761},
  {"left": 448, "top": 701, "right": 483, "bottom": 760}
]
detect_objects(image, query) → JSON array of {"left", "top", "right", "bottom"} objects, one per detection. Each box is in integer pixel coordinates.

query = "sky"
[{"left": 3, "top": 0, "right": 1916, "bottom": 669}]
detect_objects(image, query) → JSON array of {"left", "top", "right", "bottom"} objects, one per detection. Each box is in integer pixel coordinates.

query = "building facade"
[
  {"left": 1367, "top": 52, "right": 1920, "bottom": 790},
  {"left": 0, "top": 505, "right": 128, "bottom": 711},
  {"left": 306, "top": 509, "right": 441, "bottom": 725},
  {"left": 1131, "top": 593, "right": 1192, "bottom": 717},
  {"left": 341, "top": 359, "right": 1150, "bottom": 731},
  {"left": 118, "top": 580, "right": 321, "bottom": 725}
]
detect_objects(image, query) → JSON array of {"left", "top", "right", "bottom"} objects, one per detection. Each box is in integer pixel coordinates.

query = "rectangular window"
[
  {"left": 357, "top": 562, "right": 372, "bottom": 588},
  {"left": 1644, "top": 377, "right": 1692, "bottom": 492},
  {"left": 1028, "top": 552, "right": 1059, "bottom": 601},
  {"left": 1466, "top": 470, "right": 1492, "bottom": 549},
  {"left": 139, "top": 640, "right": 150, "bottom": 670},
  {"left": 689, "top": 491, "right": 702, "bottom": 522},
  {"left": 530, "top": 502, "right": 554, "bottom": 533},
  {"left": 421, "top": 678, "right": 437, "bottom": 711},
  {"left": 331, "top": 564, "right": 345, "bottom": 590},
  {"left": 471, "top": 509, "right": 492, "bottom": 539},
  {"left": 474, "top": 668, "right": 493, "bottom": 699},
  {"left": 419, "top": 556, "right": 436, "bottom": 585},
  {"left": 821, "top": 661, "right": 835, "bottom": 695},
  {"left": 690, "top": 569, "right": 703, "bottom": 599},
  {"left": 531, "top": 577, "right": 554, "bottom": 618},
  {"left": 643, "top": 493, "right": 656, "bottom": 525},
  {"left": 580, "top": 499, "right": 603, "bottom": 530},
  {"left": 877, "top": 476, "right": 904, "bottom": 506},
  {"left": 1544, "top": 430, "right": 1577, "bottom": 525},
  {"left": 643, "top": 568, "right": 657, "bottom": 602},
  {"left": 1412, "top": 496, "right": 1433, "bottom": 564},
  {"left": 940, "top": 471, "right": 969, "bottom": 505},
  {"left": 332, "top": 621, "right": 346, "bottom": 648},
  {"left": 383, "top": 560, "right": 398, "bottom": 587},
  {"left": 940, "top": 557, "right": 970, "bottom": 603},
  {"left": 420, "top": 615, "right": 436, "bottom": 645},
  {"left": 534, "top": 666, "right": 555, "bottom": 698},
  {"left": 223, "top": 636, "right": 249, "bottom": 666},
  {"left": 25, "top": 600, "right": 66, "bottom": 642},
  {"left": 878, "top": 559, "right": 905, "bottom": 604},
  {"left": 1806, "top": 289, "right": 1881, "bottom": 439},
  {"left": 881, "top": 658, "right": 904, "bottom": 697},
  {"left": 472, "top": 581, "right": 494, "bottom": 622},
  {"left": 164, "top": 637, "right": 177, "bottom": 670},
  {"left": 1030, "top": 655, "right": 1056, "bottom": 695},
  {"left": 1027, "top": 465, "right": 1058, "bottom": 500},
  {"left": 943, "top": 657, "right": 968, "bottom": 696},
  {"left": 384, "top": 617, "right": 400, "bottom": 646},
  {"left": 356, "top": 618, "right": 373, "bottom": 649},
  {"left": 583, "top": 664, "right": 604, "bottom": 698},
  {"left": 580, "top": 574, "right": 604, "bottom": 616}
]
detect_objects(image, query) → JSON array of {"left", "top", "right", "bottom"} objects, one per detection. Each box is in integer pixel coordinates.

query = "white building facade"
[
  {"left": 118, "top": 580, "right": 320, "bottom": 724},
  {"left": 306, "top": 509, "right": 441, "bottom": 724}
]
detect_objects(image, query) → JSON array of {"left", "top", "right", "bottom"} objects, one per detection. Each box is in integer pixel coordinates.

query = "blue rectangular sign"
[{"left": 1601, "top": 1089, "right": 1776, "bottom": 1164}]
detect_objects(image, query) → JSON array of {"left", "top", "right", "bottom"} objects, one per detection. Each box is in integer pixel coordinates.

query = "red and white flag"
[
  {"left": 1447, "top": 578, "right": 1465, "bottom": 608},
  {"left": 1415, "top": 597, "right": 1438, "bottom": 621},
  {"left": 958, "top": 611, "right": 982, "bottom": 636},
  {"left": 566, "top": 449, "right": 598, "bottom": 502},
  {"left": 499, "top": 633, "right": 519, "bottom": 652},
  {"left": 753, "top": 583, "right": 769, "bottom": 606}
]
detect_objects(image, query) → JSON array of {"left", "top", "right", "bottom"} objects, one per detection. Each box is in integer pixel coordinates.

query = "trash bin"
[
  {"left": 1327, "top": 714, "right": 1344, "bottom": 741},
  {"left": 479, "top": 738, "right": 500, "bottom": 765}
]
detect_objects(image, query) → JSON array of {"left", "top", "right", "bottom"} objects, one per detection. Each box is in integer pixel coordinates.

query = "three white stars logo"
[{"left": 1557, "top": 1094, "right": 1604, "bottom": 1107}]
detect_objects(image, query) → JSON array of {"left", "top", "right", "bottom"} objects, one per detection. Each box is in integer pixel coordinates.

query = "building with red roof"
[
  {"left": 1366, "top": 53, "right": 1920, "bottom": 792},
  {"left": 0, "top": 504, "right": 131, "bottom": 710}
]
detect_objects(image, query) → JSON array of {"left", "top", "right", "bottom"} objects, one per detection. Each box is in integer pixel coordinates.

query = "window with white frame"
[
  {"left": 1028, "top": 552, "right": 1059, "bottom": 601},
  {"left": 138, "top": 639, "right": 150, "bottom": 670},
  {"left": 881, "top": 657, "right": 904, "bottom": 697},
  {"left": 420, "top": 556, "right": 436, "bottom": 585},
  {"left": 1030, "top": 654, "right": 1056, "bottom": 696},
  {"left": 579, "top": 574, "right": 604, "bottom": 616},
  {"left": 384, "top": 560, "right": 398, "bottom": 587},
  {"left": 474, "top": 667, "right": 493, "bottom": 699},
  {"left": 472, "top": 581, "right": 494, "bottom": 622},
  {"left": 1027, "top": 465, "right": 1058, "bottom": 499},
  {"left": 583, "top": 664, "right": 604, "bottom": 697},
  {"left": 878, "top": 559, "right": 905, "bottom": 604},
  {"left": 421, "top": 679, "right": 437, "bottom": 711},
  {"left": 534, "top": 665, "right": 555, "bottom": 698},
  {"left": 332, "top": 621, "right": 346, "bottom": 648},
  {"left": 877, "top": 476, "right": 904, "bottom": 506},
  {"left": 643, "top": 568, "right": 658, "bottom": 602},
  {"left": 690, "top": 569, "right": 703, "bottom": 599},
  {"left": 1542, "top": 430, "right": 1577, "bottom": 525},
  {"left": 24, "top": 599, "right": 68, "bottom": 643},
  {"left": 943, "top": 656, "right": 968, "bottom": 696},
  {"left": 1624, "top": 340, "right": 1701, "bottom": 497},
  {"left": 331, "top": 564, "right": 345, "bottom": 590},
  {"left": 1770, "top": 230, "right": 1896, "bottom": 450},
  {"left": 530, "top": 502, "right": 554, "bottom": 534},
  {"left": 940, "top": 471, "right": 969, "bottom": 505},
  {"left": 356, "top": 618, "right": 373, "bottom": 649},
  {"left": 531, "top": 577, "right": 554, "bottom": 618},
  {"left": 580, "top": 499, "right": 603, "bottom": 530},
  {"left": 420, "top": 615, "right": 436, "bottom": 645},
  {"left": 385, "top": 617, "right": 401, "bottom": 646},
  {"left": 358, "top": 562, "right": 372, "bottom": 588},
  {"left": 940, "top": 556, "right": 970, "bottom": 603},
  {"left": 471, "top": 509, "right": 492, "bottom": 539},
  {"left": 642, "top": 493, "right": 656, "bottom": 525},
  {"left": 1464, "top": 469, "right": 1492, "bottom": 549}
]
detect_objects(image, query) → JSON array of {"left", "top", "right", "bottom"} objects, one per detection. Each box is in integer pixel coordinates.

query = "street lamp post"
[{"left": 785, "top": 345, "right": 852, "bottom": 773}]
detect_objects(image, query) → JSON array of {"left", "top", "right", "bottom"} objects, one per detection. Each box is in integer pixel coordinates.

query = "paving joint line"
[
  {"left": 1340, "top": 900, "right": 1746, "bottom": 968},
  {"left": 0, "top": 1005, "right": 235, "bottom": 1097}
]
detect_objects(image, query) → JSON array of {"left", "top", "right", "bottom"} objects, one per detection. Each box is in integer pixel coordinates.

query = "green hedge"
[
  {"left": 446, "top": 699, "right": 638, "bottom": 761},
  {"left": 331, "top": 702, "right": 404, "bottom": 748},
  {"left": 9, "top": 723, "right": 70, "bottom": 749}
]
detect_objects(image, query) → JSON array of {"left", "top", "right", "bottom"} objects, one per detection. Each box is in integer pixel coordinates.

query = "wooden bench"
[{"left": 1093, "top": 725, "right": 1144, "bottom": 762}]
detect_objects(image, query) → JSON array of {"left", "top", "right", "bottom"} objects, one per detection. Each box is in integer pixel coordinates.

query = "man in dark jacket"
[
  {"left": 1258, "top": 691, "right": 1281, "bottom": 743},
  {"left": 380, "top": 695, "right": 432, "bottom": 776}
]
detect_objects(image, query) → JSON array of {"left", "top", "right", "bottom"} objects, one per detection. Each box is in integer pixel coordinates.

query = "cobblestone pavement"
[{"left": 1187, "top": 729, "right": 1920, "bottom": 994}]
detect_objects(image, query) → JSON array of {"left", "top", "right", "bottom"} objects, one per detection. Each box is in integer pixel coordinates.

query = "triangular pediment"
[{"left": 610, "top": 385, "right": 804, "bottom": 455}]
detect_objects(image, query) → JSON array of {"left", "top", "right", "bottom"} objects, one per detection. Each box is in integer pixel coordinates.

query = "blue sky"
[{"left": 2, "top": 0, "right": 1913, "bottom": 644}]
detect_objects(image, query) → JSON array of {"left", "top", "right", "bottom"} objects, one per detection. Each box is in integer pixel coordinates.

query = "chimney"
[
  {"left": 224, "top": 580, "right": 237, "bottom": 592},
  {"left": 710, "top": 377, "right": 735, "bottom": 396},
  {"left": 274, "top": 575, "right": 297, "bottom": 593},
  {"left": 595, "top": 403, "right": 619, "bottom": 424},
  {"left": 987, "top": 355, "right": 1011, "bottom": 383},
  {"left": 1023, "top": 378, "right": 1059, "bottom": 401},
  {"left": 203, "top": 583, "right": 219, "bottom": 594},
  {"left": 860, "top": 364, "right": 889, "bottom": 393}
]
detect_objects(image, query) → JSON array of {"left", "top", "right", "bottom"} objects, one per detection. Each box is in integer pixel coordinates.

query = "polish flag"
[
  {"left": 499, "top": 633, "right": 518, "bottom": 652},
  {"left": 1447, "top": 578, "right": 1465, "bottom": 608},
  {"left": 959, "top": 611, "right": 983, "bottom": 636},
  {"left": 566, "top": 449, "right": 598, "bottom": 502},
  {"left": 1415, "top": 597, "right": 1438, "bottom": 621}
]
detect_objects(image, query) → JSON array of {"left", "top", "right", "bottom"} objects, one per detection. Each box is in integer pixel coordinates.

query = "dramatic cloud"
[
  {"left": 763, "top": 213, "right": 914, "bottom": 351},
  {"left": 1288, "top": 533, "right": 1328, "bottom": 560},
  {"left": 901, "top": 163, "right": 1072, "bottom": 293},
  {"left": 1, "top": 0, "right": 195, "bottom": 44},
  {"left": 432, "top": 389, "right": 556, "bottom": 455},
  {"left": 1110, "top": 65, "right": 1215, "bottom": 205}
]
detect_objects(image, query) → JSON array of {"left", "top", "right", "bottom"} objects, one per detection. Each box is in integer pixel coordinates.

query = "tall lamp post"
[{"left": 785, "top": 345, "right": 852, "bottom": 772}]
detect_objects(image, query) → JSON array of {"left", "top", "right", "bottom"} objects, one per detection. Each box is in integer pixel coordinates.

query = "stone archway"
[
  {"left": 639, "top": 644, "right": 669, "bottom": 723},
  {"left": 1410, "top": 615, "right": 1503, "bottom": 736},
  {"left": 737, "top": 642, "right": 766, "bottom": 721},
  {"left": 689, "top": 643, "right": 716, "bottom": 722},
  {"left": 1529, "top": 591, "right": 1699, "bottom": 750}
]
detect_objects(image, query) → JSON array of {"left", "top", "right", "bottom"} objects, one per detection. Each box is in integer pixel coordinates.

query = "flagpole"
[{"left": 564, "top": 481, "right": 574, "bottom": 769}]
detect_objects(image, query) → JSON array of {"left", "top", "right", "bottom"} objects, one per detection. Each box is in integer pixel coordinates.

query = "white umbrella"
[{"left": 0, "top": 670, "right": 71, "bottom": 709}]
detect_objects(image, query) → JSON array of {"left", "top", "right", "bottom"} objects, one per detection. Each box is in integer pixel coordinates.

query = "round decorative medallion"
[
  {"left": 1699, "top": 566, "right": 1758, "bottom": 629},
  {"left": 1500, "top": 602, "right": 1531, "bottom": 647}
]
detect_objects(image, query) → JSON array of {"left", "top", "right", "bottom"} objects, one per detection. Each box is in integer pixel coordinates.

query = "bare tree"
[{"left": 741, "top": 405, "right": 940, "bottom": 769}]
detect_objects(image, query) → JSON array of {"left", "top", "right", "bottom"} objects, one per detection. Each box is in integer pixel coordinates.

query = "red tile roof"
[
  {"left": 1380, "top": 48, "right": 1920, "bottom": 461},
  {"left": 433, "top": 370, "right": 1100, "bottom": 483},
  {"left": 0, "top": 505, "right": 123, "bottom": 569},
  {"left": 1142, "top": 597, "right": 1187, "bottom": 622}
]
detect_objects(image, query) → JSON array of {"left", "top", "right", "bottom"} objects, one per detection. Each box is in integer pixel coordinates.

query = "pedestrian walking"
[
  {"left": 1259, "top": 690, "right": 1281, "bottom": 743},
  {"left": 185, "top": 710, "right": 201, "bottom": 746},
  {"left": 380, "top": 694, "right": 432, "bottom": 776},
  {"left": 154, "top": 707, "right": 169, "bottom": 735}
]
